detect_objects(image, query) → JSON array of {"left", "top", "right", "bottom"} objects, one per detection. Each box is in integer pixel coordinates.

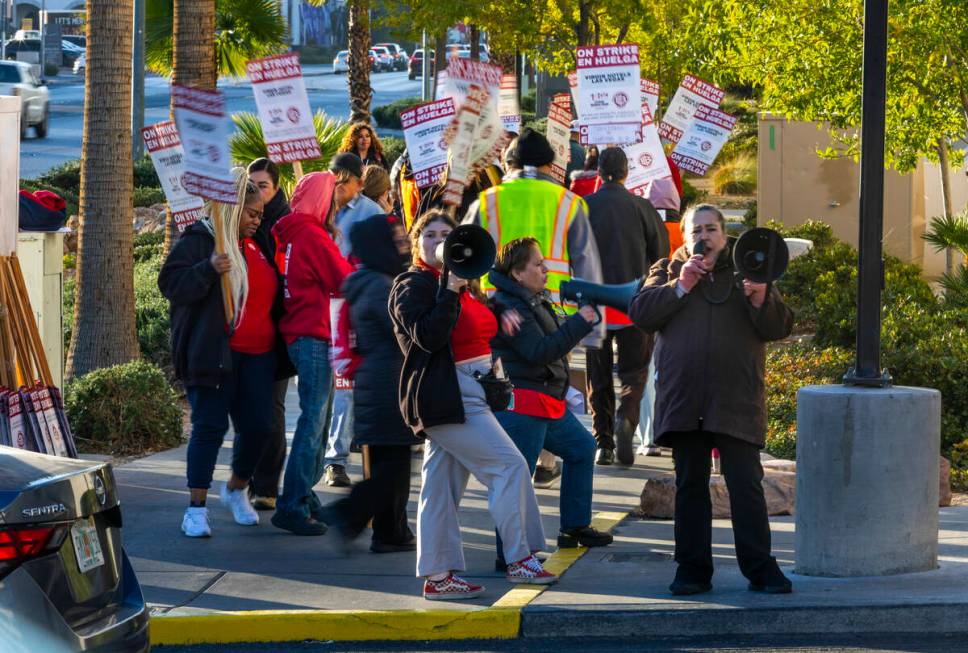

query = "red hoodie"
[{"left": 271, "top": 172, "right": 353, "bottom": 345}]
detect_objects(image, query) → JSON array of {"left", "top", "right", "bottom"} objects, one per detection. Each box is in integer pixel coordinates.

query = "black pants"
[
  {"left": 586, "top": 327, "right": 652, "bottom": 449},
  {"left": 249, "top": 378, "right": 289, "bottom": 497},
  {"left": 671, "top": 431, "right": 779, "bottom": 583},
  {"left": 330, "top": 444, "right": 413, "bottom": 544}
]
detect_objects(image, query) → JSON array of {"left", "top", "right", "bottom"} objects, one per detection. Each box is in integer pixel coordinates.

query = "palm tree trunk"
[
  {"left": 469, "top": 25, "right": 479, "bottom": 61},
  {"left": 347, "top": 0, "right": 372, "bottom": 124},
  {"left": 164, "top": 0, "right": 217, "bottom": 252},
  {"left": 67, "top": 0, "right": 140, "bottom": 380}
]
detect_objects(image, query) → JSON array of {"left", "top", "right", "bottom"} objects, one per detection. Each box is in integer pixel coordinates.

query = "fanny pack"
[{"left": 469, "top": 359, "right": 514, "bottom": 412}]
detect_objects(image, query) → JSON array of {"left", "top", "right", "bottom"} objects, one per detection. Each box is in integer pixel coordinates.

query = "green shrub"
[
  {"left": 66, "top": 360, "right": 183, "bottom": 456},
  {"left": 680, "top": 178, "right": 707, "bottom": 211},
  {"left": 710, "top": 153, "right": 756, "bottom": 195},
  {"left": 133, "top": 253, "right": 171, "bottom": 373},
  {"left": 743, "top": 202, "right": 758, "bottom": 228},
  {"left": 522, "top": 115, "right": 547, "bottom": 134},
  {"left": 44, "top": 62, "right": 59, "bottom": 77},
  {"left": 520, "top": 88, "right": 536, "bottom": 113},
  {"left": 373, "top": 96, "right": 422, "bottom": 130},
  {"left": 133, "top": 186, "right": 166, "bottom": 207},
  {"left": 381, "top": 136, "right": 405, "bottom": 169},
  {"left": 133, "top": 155, "right": 161, "bottom": 188}
]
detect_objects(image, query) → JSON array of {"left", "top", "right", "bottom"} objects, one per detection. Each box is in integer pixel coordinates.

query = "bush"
[
  {"left": 520, "top": 88, "right": 536, "bottom": 113},
  {"left": 373, "top": 96, "right": 422, "bottom": 130},
  {"left": 382, "top": 135, "right": 405, "bottom": 169},
  {"left": 133, "top": 186, "right": 166, "bottom": 207},
  {"left": 743, "top": 202, "right": 757, "bottom": 228},
  {"left": 522, "top": 115, "right": 547, "bottom": 135},
  {"left": 680, "top": 178, "right": 707, "bottom": 211},
  {"left": 65, "top": 360, "right": 183, "bottom": 456},
  {"left": 44, "top": 62, "right": 59, "bottom": 77},
  {"left": 133, "top": 155, "right": 161, "bottom": 188},
  {"left": 710, "top": 153, "right": 756, "bottom": 195}
]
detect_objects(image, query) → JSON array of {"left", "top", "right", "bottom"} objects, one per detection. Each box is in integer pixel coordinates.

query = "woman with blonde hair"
[
  {"left": 159, "top": 168, "right": 280, "bottom": 537},
  {"left": 339, "top": 122, "right": 389, "bottom": 171}
]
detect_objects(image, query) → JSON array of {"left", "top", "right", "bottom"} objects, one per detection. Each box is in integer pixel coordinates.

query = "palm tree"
[
  {"left": 146, "top": 0, "right": 287, "bottom": 79},
  {"left": 67, "top": 0, "right": 140, "bottom": 379},
  {"left": 346, "top": 0, "right": 373, "bottom": 123},
  {"left": 924, "top": 209, "right": 968, "bottom": 307}
]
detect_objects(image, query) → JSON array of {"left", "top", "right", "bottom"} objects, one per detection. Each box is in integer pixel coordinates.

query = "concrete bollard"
[{"left": 795, "top": 385, "right": 940, "bottom": 577}]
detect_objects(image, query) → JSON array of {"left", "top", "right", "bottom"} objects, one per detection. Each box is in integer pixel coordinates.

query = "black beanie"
[
  {"left": 349, "top": 214, "right": 407, "bottom": 276},
  {"left": 513, "top": 128, "right": 556, "bottom": 168}
]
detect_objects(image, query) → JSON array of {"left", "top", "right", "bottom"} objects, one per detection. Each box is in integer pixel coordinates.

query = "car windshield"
[{"left": 0, "top": 65, "right": 20, "bottom": 84}]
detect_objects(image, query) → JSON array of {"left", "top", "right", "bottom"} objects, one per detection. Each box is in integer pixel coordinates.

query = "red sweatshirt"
[
  {"left": 272, "top": 212, "right": 352, "bottom": 344},
  {"left": 229, "top": 238, "right": 278, "bottom": 354}
]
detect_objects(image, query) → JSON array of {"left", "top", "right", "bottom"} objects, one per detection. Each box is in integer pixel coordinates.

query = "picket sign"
[
  {"left": 575, "top": 44, "right": 642, "bottom": 146},
  {"left": 441, "top": 58, "right": 502, "bottom": 115},
  {"left": 670, "top": 104, "right": 737, "bottom": 175},
  {"left": 641, "top": 79, "right": 660, "bottom": 121},
  {"left": 401, "top": 98, "right": 457, "bottom": 189},
  {"left": 172, "top": 85, "right": 235, "bottom": 204},
  {"left": 141, "top": 122, "right": 205, "bottom": 233},
  {"left": 658, "top": 74, "right": 725, "bottom": 145},
  {"left": 499, "top": 74, "right": 521, "bottom": 133},
  {"left": 622, "top": 104, "right": 673, "bottom": 197},
  {"left": 246, "top": 53, "right": 319, "bottom": 181},
  {"left": 442, "top": 86, "right": 488, "bottom": 207},
  {"left": 546, "top": 94, "right": 573, "bottom": 184}
]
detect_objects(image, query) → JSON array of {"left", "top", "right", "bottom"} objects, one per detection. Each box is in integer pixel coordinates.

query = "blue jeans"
[
  {"left": 494, "top": 408, "right": 596, "bottom": 557},
  {"left": 185, "top": 351, "right": 275, "bottom": 489},
  {"left": 277, "top": 337, "right": 332, "bottom": 519},
  {"left": 324, "top": 387, "right": 353, "bottom": 468}
]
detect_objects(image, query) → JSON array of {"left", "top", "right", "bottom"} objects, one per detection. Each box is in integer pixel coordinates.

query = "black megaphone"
[
  {"left": 733, "top": 227, "right": 789, "bottom": 283},
  {"left": 437, "top": 224, "right": 496, "bottom": 280},
  {"left": 559, "top": 278, "right": 641, "bottom": 313}
]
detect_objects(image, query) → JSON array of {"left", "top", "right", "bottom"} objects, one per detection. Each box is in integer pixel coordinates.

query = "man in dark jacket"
[
  {"left": 584, "top": 147, "right": 669, "bottom": 466},
  {"left": 628, "top": 204, "right": 793, "bottom": 597},
  {"left": 246, "top": 158, "right": 294, "bottom": 510}
]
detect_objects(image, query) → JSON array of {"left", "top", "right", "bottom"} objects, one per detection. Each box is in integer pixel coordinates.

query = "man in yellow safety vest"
[{"left": 463, "top": 128, "right": 605, "bottom": 349}]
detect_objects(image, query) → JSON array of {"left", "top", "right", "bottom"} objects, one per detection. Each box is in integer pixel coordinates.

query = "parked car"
[
  {"left": 370, "top": 46, "right": 394, "bottom": 72},
  {"left": 62, "top": 35, "right": 86, "bottom": 50},
  {"left": 374, "top": 42, "right": 408, "bottom": 71},
  {"left": 0, "top": 61, "right": 49, "bottom": 138},
  {"left": 72, "top": 52, "right": 85, "bottom": 75},
  {"left": 408, "top": 48, "right": 435, "bottom": 80},
  {"left": 455, "top": 46, "right": 489, "bottom": 63},
  {"left": 2, "top": 38, "right": 80, "bottom": 67},
  {"left": 332, "top": 49, "right": 349, "bottom": 74},
  {"left": 0, "top": 446, "right": 150, "bottom": 652},
  {"left": 59, "top": 41, "right": 83, "bottom": 67}
]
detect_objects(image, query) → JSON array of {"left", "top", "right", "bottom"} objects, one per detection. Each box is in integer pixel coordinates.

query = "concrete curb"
[
  {"left": 520, "top": 603, "right": 968, "bottom": 638},
  {"left": 149, "top": 511, "right": 629, "bottom": 646}
]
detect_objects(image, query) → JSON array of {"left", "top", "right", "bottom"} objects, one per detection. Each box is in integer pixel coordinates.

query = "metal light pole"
[
  {"left": 421, "top": 30, "right": 430, "bottom": 101},
  {"left": 132, "top": 0, "right": 145, "bottom": 158},
  {"left": 844, "top": 0, "right": 891, "bottom": 388},
  {"left": 40, "top": 0, "right": 46, "bottom": 74}
]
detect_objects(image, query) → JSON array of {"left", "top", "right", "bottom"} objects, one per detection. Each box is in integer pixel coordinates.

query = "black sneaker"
[
  {"left": 595, "top": 447, "right": 615, "bottom": 466},
  {"left": 533, "top": 461, "right": 562, "bottom": 489},
  {"left": 748, "top": 570, "right": 793, "bottom": 594},
  {"left": 669, "top": 579, "right": 713, "bottom": 596},
  {"left": 370, "top": 536, "right": 417, "bottom": 553},
  {"left": 557, "top": 526, "right": 614, "bottom": 549},
  {"left": 324, "top": 464, "right": 351, "bottom": 487},
  {"left": 270, "top": 510, "right": 328, "bottom": 536},
  {"left": 615, "top": 418, "right": 635, "bottom": 466}
]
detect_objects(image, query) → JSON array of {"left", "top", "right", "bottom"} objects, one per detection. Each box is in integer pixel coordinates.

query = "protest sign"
[
  {"left": 246, "top": 53, "right": 320, "bottom": 164},
  {"left": 568, "top": 71, "right": 578, "bottom": 108},
  {"left": 670, "top": 104, "right": 736, "bottom": 175},
  {"left": 641, "top": 78, "right": 660, "bottom": 120},
  {"left": 547, "top": 94, "right": 572, "bottom": 184},
  {"left": 172, "top": 85, "right": 235, "bottom": 203},
  {"left": 400, "top": 98, "right": 456, "bottom": 188},
  {"left": 621, "top": 105, "right": 672, "bottom": 197},
  {"left": 441, "top": 58, "right": 502, "bottom": 111},
  {"left": 141, "top": 121, "right": 206, "bottom": 232},
  {"left": 442, "top": 86, "right": 488, "bottom": 207},
  {"left": 575, "top": 44, "right": 641, "bottom": 146},
  {"left": 658, "top": 74, "right": 725, "bottom": 145},
  {"left": 499, "top": 74, "right": 521, "bottom": 133}
]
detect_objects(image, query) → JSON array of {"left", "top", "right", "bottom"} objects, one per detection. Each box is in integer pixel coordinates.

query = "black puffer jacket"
[
  {"left": 342, "top": 215, "right": 412, "bottom": 445},
  {"left": 489, "top": 269, "right": 593, "bottom": 400},
  {"left": 253, "top": 189, "right": 290, "bottom": 262},
  {"left": 388, "top": 267, "right": 463, "bottom": 435},
  {"left": 158, "top": 222, "right": 232, "bottom": 387}
]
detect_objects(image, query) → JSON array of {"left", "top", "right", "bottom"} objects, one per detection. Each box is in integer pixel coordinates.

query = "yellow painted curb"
[
  {"left": 150, "top": 510, "right": 629, "bottom": 646},
  {"left": 151, "top": 607, "right": 520, "bottom": 645}
]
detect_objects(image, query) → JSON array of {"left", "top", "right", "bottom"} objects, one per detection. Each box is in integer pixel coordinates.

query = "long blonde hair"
[{"left": 203, "top": 167, "right": 260, "bottom": 328}]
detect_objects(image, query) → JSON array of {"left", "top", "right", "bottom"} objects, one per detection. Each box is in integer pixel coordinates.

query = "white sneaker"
[
  {"left": 220, "top": 484, "right": 259, "bottom": 526},
  {"left": 181, "top": 506, "right": 212, "bottom": 537}
]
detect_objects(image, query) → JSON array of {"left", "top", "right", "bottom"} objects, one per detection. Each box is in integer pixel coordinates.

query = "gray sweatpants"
[{"left": 417, "top": 359, "right": 546, "bottom": 577}]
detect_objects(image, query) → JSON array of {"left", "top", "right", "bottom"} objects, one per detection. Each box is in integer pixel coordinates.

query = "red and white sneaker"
[
  {"left": 506, "top": 554, "right": 558, "bottom": 585},
  {"left": 422, "top": 573, "right": 486, "bottom": 601}
]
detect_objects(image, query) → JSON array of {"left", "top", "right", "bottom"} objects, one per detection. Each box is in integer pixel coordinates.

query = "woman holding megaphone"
[
  {"left": 389, "top": 210, "right": 557, "bottom": 601},
  {"left": 628, "top": 204, "right": 794, "bottom": 597}
]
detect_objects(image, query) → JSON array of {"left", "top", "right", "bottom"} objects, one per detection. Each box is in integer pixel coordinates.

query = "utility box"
[{"left": 16, "top": 231, "right": 65, "bottom": 389}]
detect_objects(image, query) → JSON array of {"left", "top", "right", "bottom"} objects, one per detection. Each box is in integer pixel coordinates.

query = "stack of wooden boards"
[{"left": 0, "top": 255, "right": 76, "bottom": 457}]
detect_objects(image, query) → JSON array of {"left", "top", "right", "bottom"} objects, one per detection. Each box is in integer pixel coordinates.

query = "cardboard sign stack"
[{"left": 0, "top": 255, "right": 77, "bottom": 457}]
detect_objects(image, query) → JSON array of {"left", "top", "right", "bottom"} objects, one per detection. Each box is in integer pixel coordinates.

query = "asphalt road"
[
  {"left": 18, "top": 66, "right": 421, "bottom": 179},
  {"left": 154, "top": 634, "right": 968, "bottom": 653}
]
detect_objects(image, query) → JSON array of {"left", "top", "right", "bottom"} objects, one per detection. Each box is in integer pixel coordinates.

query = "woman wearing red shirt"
[
  {"left": 389, "top": 211, "right": 556, "bottom": 601},
  {"left": 159, "top": 172, "right": 278, "bottom": 538}
]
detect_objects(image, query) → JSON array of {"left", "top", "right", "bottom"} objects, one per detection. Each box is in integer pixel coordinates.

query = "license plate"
[{"left": 70, "top": 517, "right": 105, "bottom": 573}]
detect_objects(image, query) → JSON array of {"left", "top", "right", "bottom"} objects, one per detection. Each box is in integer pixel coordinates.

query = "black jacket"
[
  {"left": 158, "top": 222, "right": 232, "bottom": 387},
  {"left": 388, "top": 266, "right": 463, "bottom": 435},
  {"left": 489, "top": 269, "right": 593, "bottom": 400},
  {"left": 584, "top": 182, "right": 669, "bottom": 284},
  {"left": 253, "top": 189, "right": 290, "bottom": 262}
]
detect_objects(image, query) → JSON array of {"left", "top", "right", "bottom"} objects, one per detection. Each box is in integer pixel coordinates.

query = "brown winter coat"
[{"left": 628, "top": 244, "right": 793, "bottom": 447}]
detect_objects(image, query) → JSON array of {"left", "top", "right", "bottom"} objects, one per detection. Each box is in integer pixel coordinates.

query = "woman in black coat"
[
  {"left": 320, "top": 214, "right": 416, "bottom": 553},
  {"left": 489, "top": 237, "right": 612, "bottom": 564}
]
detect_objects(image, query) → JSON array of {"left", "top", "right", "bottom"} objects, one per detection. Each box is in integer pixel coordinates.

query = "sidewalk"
[{"left": 112, "top": 381, "right": 968, "bottom": 647}]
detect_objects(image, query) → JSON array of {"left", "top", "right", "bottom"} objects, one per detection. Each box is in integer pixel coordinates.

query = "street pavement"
[
  {"left": 107, "top": 376, "right": 968, "bottom": 647},
  {"left": 19, "top": 67, "right": 420, "bottom": 179}
]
